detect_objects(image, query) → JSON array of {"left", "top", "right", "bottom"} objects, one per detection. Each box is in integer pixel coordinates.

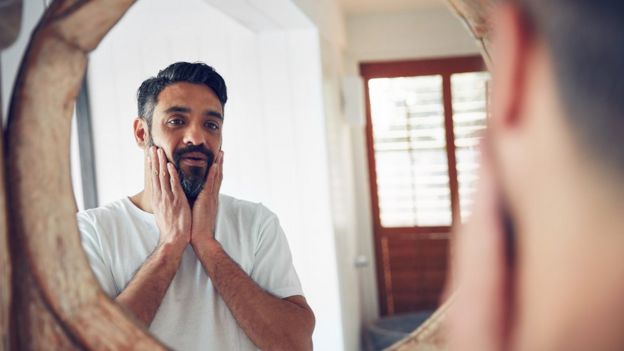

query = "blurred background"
[{"left": 0, "top": 0, "right": 488, "bottom": 349}]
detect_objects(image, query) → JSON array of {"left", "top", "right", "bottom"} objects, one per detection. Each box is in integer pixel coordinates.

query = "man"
[
  {"left": 448, "top": 1, "right": 624, "bottom": 351},
  {"left": 78, "top": 62, "right": 315, "bottom": 351}
]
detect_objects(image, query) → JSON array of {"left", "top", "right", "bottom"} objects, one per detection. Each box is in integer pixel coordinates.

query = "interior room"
[{"left": 1, "top": 0, "right": 487, "bottom": 350}]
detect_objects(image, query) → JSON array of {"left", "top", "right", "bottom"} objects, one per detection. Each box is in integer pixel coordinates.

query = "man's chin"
[{"left": 180, "top": 165, "right": 208, "bottom": 177}]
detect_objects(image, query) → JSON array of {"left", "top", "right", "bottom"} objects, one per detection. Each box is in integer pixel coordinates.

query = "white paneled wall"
[
  {"left": 258, "top": 30, "right": 344, "bottom": 351},
  {"left": 88, "top": 0, "right": 258, "bottom": 204},
  {"left": 88, "top": 0, "right": 344, "bottom": 349}
]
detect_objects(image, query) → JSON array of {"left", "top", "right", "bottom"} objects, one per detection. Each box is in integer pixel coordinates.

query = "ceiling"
[{"left": 337, "top": 0, "right": 446, "bottom": 15}]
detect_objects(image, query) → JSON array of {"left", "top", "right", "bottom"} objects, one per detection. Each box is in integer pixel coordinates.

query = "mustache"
[{"left": 172, "top": 144, "right": 215, "bottom": 167}]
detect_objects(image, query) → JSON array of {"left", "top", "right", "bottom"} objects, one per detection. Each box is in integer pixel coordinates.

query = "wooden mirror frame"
[{"left": 0, "top": 0, "right": 494, "bottom": 349}]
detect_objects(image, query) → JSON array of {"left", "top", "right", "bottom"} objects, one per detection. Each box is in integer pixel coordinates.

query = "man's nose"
[{"left": 182, "top": 123, "right": 206, "bottom": 146}]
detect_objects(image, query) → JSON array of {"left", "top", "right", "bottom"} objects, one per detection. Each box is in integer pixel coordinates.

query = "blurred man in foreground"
[{"left": 449, "top": 1, "right": 624, "bottom": 350}]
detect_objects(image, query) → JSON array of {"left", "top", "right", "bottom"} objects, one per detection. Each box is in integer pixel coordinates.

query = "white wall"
[
  {"left": 287, "top": 2, "right": 368, "bottom": 350},
  {"left": 321, "top": 39, "right": 369, "bottom": 351},
  {"left": 87, "top": 0, "right": 260, "bottom": 205},
  {"left": 292, "top": 0, "right": 347, "bottom": 50},
  {"left": 87, "top": 0, "right": 344, "bottom": 349},
  {"left": 345, "top": 7, "right": 480, "bottom": 63}
]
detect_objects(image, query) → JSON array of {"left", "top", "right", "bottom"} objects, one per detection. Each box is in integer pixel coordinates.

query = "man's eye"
[
  {"left": 205, "top": 122, "right": 220, "bottom": 130},
  {"left": 168, "top": 118, "right": 184, "bottom": 125}
]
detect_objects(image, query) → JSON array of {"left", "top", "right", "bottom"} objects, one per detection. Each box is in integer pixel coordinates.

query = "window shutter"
[
  {"left": 369, "top": 76, "right": 452, "bottom": 227},
  {"left": 451, "top": 72, "right": 490, "bottom": 221}
]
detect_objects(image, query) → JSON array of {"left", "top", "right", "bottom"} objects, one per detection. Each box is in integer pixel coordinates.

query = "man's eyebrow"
[
  {"left": 164, "top": 106, "right": 191, "bottom": 114},
  {"left": 204, "top": 110, "right": 223, "bottom": 120},
  {"left": 164, "top": 106, "right": 223, "bottom": 120}
]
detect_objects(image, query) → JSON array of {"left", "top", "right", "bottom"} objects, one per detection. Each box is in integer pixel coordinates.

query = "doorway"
[{"left": 361, "top": 56, "right": 489, "bottom": 315}]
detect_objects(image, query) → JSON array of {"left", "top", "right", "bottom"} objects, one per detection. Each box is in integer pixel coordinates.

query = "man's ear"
[
  {"left": 133, "top": 118, "right": 149, "bottom": 148},
  {"left": 490, "top": 2, "right": 533, "bottom": 130}
]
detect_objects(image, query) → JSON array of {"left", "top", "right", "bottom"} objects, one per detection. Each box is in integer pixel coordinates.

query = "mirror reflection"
[{"left": 1, "top": 0, "right": 484, "bottom": 350}]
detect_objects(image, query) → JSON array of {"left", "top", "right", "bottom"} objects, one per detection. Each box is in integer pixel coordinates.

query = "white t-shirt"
[{"left": 77, "top": 194, "right": 303, "bottom": 351}]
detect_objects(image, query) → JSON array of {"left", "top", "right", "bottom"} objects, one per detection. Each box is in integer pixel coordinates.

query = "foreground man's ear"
[
  {"left": 133, "top": 117, "right": 149, "bottom": 148},
  {"left": 490, "top": 2, "right": 533, "bottom": 131}
]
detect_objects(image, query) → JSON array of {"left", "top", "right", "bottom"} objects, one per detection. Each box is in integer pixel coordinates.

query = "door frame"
[{"left": 360, "top": 55, "right": 485, "bottom": 315}]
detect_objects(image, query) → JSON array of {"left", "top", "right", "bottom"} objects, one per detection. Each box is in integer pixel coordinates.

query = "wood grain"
[
  {"left": 386, "top": 298, "right": 454, "bottom": 351},
  {"left": 0, "top": 76, "right": 11, "bottom": 351},
  {"left": 446, "top": 0, "right": 496, "bottom": 68}
]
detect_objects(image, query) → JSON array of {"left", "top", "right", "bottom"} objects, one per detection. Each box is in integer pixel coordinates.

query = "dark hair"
[
  {"left": 137, "top": 62, "right": 228, "bottom": 128},
  {"left": 516, "top": 0, "right": 624, "bottom": 171}
]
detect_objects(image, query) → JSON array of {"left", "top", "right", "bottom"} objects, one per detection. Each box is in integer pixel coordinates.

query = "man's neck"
[{"left": 129, "top": 191, "right": 152, "bottom": 214}]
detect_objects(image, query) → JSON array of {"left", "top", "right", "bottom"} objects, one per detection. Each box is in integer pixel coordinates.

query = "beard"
[
  {"left": 172, "top": 144, "right": 215, "bottom": 203},
  {"left": 147, "top": 137, "right": 214, "bottom": 203}
]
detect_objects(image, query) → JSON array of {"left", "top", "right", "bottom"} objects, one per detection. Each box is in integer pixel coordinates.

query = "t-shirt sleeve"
[
  {"left": 77, "top": 212, "right": 119, "bottom": 297},
  {"left": 250, "top": 211, "right": 303, "bottom": 299}
]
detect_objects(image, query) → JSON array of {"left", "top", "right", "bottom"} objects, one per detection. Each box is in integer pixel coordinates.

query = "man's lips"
[
  {"left": 181, "top": 152, "right": 208, "bottom": 162},
  {"left": 178, "top": 151, "right": 210, "bottom": 168}
]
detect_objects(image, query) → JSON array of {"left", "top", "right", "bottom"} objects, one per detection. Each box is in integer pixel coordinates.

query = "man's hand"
[
  {"left": 190, "top": 150, "right": 223, "bottom": 253},
  {"left": 115, "top": 146, "right": 193, "bottom": 326},
  {"left": 187, "top": 150, "right": 315, "bottom": 349},
  {"left": 149, "top": 146, "right": 191, "bottom": 254}
]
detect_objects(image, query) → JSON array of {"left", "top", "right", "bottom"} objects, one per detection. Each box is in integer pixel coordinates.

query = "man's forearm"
[
  {"left": 194, "top": 239, "right": 315, "bottom": 351},
  {"left": 115, "top": 242, "right": 183, "bottom": 326}
]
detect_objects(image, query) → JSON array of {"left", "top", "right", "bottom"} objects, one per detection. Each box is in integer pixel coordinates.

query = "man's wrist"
[
  {"left": 192, "top": 237, "right": 222, "bottom": 264},
  {"left": 155, "top": 240, "right": 186, "bottom": 267}
]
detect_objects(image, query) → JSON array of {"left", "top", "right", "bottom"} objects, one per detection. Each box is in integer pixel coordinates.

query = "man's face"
[{"left": 146, "top": 82, "right": 223, "bottom": 202}]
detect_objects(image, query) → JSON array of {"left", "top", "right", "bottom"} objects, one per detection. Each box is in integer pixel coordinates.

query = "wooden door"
[{"left": 361, "top": 57, "right": 488, "bottom": 316}]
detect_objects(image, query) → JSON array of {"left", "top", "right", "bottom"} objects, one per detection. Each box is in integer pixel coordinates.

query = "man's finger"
[
  {"left": 209, "top": 162, "right": 219, "bottom": 194},
  {"left": 158, "top": 148, "right": 173, "bottom": 197},
  {"left": 167, "top": 162, "right": 183, "bottom": 199},
  {"left": 150, "top": 146, "right": 161, "bottom": 196},
  {"left": 215, "top": 151, "right": 224, "bottom": 193},
  {"left": 200, "top": 153, "right": 218, "bottom": 195}
]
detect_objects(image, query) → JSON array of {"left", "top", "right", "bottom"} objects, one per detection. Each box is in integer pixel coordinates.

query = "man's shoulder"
[
  {"left": 220, "top": 194, "right": 270, "bottom": 214},
  {"left": 76, "top": 197, "right": 146, "bottom": 232},
  {"left": 218, "top": 194, "right": 278, "bottom": 225},
  {"left": 77, "top": 198, "right": 130, "bottom": 221}
]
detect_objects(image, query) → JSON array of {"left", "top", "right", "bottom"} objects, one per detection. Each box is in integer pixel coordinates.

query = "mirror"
[{"left": 1, "top": 0, "right": 492, "bottom": 349}]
